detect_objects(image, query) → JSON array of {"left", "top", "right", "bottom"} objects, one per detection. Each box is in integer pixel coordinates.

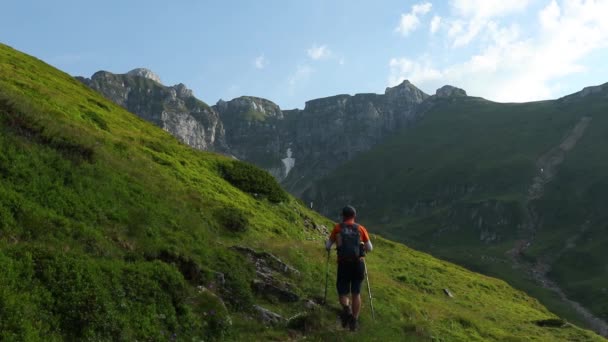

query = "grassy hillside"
[
  {"left": 0, "top": 43, "right": 604, "bottom": 341},
  {"left": 306, "top": 91, "right": 608, "bottom": 332}
]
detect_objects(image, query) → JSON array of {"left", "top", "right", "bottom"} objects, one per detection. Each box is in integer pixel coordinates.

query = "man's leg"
[
  {"left": 351, "top": 293, "right": 361, "bottom": 319},
  {"left": 348, "top": 261, "right": 365, "bottom": 331},
  {"left": 337, "top": 263, "right": 352, "bottom": 327},
  {"left": 337, "top": 263, "right": 350, "bottom": 308},
  {"left": 339, "top": 295, "right": 350, "bottom": 308}
]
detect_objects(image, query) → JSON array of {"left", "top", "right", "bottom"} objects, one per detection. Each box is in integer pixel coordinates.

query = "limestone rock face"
[
  {"left": 435, "top": 85, "right": 467, "bottom": 98},
  {"left": 80, "top": 71, "right": 438, "bottom": 196},
  {"left": 78, "top": 70, "right": 227, "bottom": 152},
  {"left": 126, "top": 68, "right": 162, "bottom": 84},
  {"left": 212, "top": 81, "right": 430, "bottom": 194},
  {"left": 214, "top": 96, "right": 288, "bottom": 179},
  {"left": 281, "top": 81, "right": 429, "bottom": 195}
]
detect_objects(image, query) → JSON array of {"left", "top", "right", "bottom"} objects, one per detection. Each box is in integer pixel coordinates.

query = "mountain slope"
[
  {"left": 306, "top": 90, "right": 608, "bottom": 335},
  {"left": 0, "top": 43, "right": 604, "bottom": 341}
]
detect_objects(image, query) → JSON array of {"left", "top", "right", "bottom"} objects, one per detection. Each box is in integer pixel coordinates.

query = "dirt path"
[{"left": 507, "top": 116, "right": 608, "bottom": 337}]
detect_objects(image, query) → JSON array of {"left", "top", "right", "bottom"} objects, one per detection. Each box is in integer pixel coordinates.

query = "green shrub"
[
  {"left": 216, "top": 207, "right": 249, "bottom": 233},
  {"left": 192, "top": 288, "right": 232, "bottom": 340},
  {"left": 3, "top": 250, "right": 202, "bottom": 341},
  {"left": 218, "top": 160, "right": 288, "bottom": 203}
]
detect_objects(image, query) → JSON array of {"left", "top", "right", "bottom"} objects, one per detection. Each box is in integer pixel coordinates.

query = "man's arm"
[
  {"left": 360, "top": 226, "right": 373, "bottom": 252},
  {"left": 325, "top": 225, "right": 339, "bottom": 251},
  {"left": 325, "top": 239, "right": 334, "bottom": 251}
]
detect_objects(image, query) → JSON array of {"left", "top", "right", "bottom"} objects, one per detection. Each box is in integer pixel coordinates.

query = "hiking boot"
[
  {"left": 340, "top": 305, "right": 352, "bottom": 328},
  {"left": 349, "top": 317, "right": 359, "bottom": 331}
]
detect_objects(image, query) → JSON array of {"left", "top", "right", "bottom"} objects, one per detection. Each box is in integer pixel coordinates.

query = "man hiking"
[{"left": 325, "top": 205, "right": 373, "bottom": 331}]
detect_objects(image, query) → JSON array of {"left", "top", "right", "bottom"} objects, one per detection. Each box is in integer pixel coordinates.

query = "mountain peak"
[
  {"left": 385, "top": 79, "right": 413, "bottom": 93},
  {"left": 435, "top": 85, "right": 467, "bottom": 98},
  {"left": 126, "top": 68, "right": 162, "bottom": 84},
  {"left": 384, "top": 80, "right": 429, "bottom": 103}
]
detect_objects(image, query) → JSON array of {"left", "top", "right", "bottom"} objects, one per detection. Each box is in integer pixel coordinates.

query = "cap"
[{"left": 342, "top": 205, "right": 356, "bottom": 218}]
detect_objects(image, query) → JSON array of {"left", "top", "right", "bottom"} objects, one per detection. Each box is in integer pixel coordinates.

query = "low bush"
[
  {"left": 216, "top": 207, "right": 249, "bottom": 233},
  {"left": 218, "top": 160, "right": 288, "bottom": 203}
]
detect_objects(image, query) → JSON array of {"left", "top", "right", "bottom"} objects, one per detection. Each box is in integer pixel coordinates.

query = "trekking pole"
[
  {"left": 363, "top": 258, "right": 376, "bottom": 321},
  {"left": 323, "top": 249, "right": 330, "bottom": 305}
]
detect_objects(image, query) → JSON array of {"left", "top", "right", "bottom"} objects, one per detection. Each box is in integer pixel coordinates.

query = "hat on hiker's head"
[{"left": 342, "top": 205, "right": 356, "bottom": 218}]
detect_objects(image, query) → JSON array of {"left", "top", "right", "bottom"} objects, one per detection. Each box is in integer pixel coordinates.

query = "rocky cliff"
[
  {"left": 213, "top": 96, "right": 289, "bottom": 179},
  {"left": 79, "top": 70, "right": 456, "bottom": 197},
  {"left": 212, "top": 80, "right": 433, "bottom": 196},
  {"left": 77, "top": 69, "right": 228, "bottom": 152}
]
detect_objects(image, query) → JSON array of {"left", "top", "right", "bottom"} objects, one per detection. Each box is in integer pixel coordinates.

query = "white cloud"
[
  {"left": 254, "top": 54, "right": 267, "bottom": 69},
  {"left": 413, "top": 2, "right": 433, "bottom": 15},
  {"left": 451, "top": 0, "right": 531, "bottom": 19},
  {"left": 396, "top": 2, "right": 433, "bottom": 36},
  {"left": 289, "top": 64, "right": 314, "bottom": 86},
  {"left": 539, "top": 0, "right": 561, "bottom": 29},
  {"left": 389, "top": 57, "right": 442, "bottom": 85},
  {"left": 447, "top": 0, "right": 532, "bottom": 47},
  {"left": 430, "top": 15, "right": 442, "bottom": 33},
  {"left": 389, "top": 0, "right": 608, "bottom": 102},
  {"left": 307, "top": 44, "right": 331, "bottom": 60}
]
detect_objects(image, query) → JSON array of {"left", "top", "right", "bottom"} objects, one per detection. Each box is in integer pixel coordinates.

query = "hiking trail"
[{"left": 507, "top": 116, "right": 608, "bottom": 337}]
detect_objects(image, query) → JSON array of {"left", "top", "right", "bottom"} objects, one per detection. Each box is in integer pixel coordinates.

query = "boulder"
[
  {"left": 253, "top": 305, "right": 284, "bottom": 325},
  {"left": 252, "top": 279, "right": 299, "bottom": 302}
]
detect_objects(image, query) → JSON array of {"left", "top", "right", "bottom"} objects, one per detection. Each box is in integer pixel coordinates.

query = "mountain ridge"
[{"left": 79, "top": 69, "right": 436, "bottom": 195}]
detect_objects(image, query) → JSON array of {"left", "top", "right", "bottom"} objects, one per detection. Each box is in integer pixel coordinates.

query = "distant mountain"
[
  {"left": 305, "top": 84, "right": 608, "bottom": 335},
  {"left": 78, "top": 71, "right": 433, "bottom": 195},
  {"left": 4, "top": 42, "right": 606, "bottom": 340}
]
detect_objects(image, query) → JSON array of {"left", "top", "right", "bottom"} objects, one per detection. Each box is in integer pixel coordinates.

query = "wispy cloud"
[
  {"left": 307, "top": 44, "right": 332, "bottom": 60},
  {"left": 254, "top": 54, "right": 267, "bottom": 69},
  {"left": 447, "top": 0, "right": 532, "bottom": 47},
  {"left": 395, "top": 2, "right": 433, "bottom": 36},
  {"left": 388, "top": 57, "right": 442, "bottom": 86},
  {"left": 389, "top": 0, "right": 608, "bottom": 102},
  {"left": 430, "top": 15, "right": 442, "bottom": 34},
  {"left": 288, "top": 64, "right": 314, "bottom": 87}
]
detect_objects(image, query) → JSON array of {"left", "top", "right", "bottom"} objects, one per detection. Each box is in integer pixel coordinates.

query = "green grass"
[
  {"left": 0, "top": 42, "right": 604, "bottom": 341},
  {"left": 306, "top": 91, "right": 608, "bottom": 329}
]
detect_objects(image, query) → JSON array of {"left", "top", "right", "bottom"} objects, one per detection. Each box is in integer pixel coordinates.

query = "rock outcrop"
[
  {"left": 253, "top": 305, "right": 284, "bottom": 325},
  {"left": 126, "top": 68, "right": 162, "bottom": 84},
  {"left": 213, "top": 80, "right": 431, "bottom": 195},
  {"left": 214, "top": 96, "right": 289, "bottom": 179},
  {"left": 281, "top": 81, "right": 429, "bottom": 195},
  {"left": 231, "top": 246, "right": 300, "bottom": 303},
  {"left": 435, "top": 85, "right": 467, "bottom": 98},
  {"left": 78, "top": 69, "right": 227, "bottom": 152}
]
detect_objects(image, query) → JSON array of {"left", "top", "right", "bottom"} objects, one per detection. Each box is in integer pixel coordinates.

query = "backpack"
[{"left": 338, "top": 223, "right": 361, "bottom": 260}]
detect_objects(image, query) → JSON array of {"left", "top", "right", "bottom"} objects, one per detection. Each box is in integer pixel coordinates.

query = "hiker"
[{"left": 325, "top": 205, "right": 373, "bottom": 331}]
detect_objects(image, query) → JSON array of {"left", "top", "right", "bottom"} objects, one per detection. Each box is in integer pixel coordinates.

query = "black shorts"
[{"left": 336, "top": 259, "right": 365, "bottom": 296}]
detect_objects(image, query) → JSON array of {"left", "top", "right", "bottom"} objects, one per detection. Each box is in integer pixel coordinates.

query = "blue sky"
[{"left": 2, "top": 0, "right": 608, "bottom": 109}]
